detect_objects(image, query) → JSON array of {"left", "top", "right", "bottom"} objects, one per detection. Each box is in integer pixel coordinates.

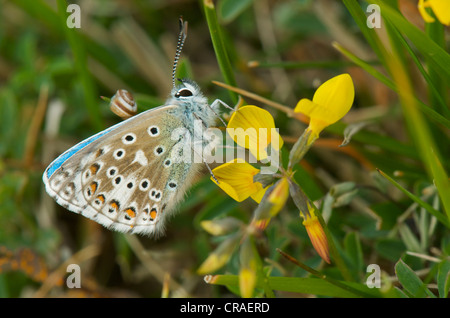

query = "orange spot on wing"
[
  {"left": 150, "top": 208, "right": 157, "bottom": 220},
  {"left": 126, "top": 208, "right": 136, "bottom": 218},
  {"left": 90, "top": 182, "right": 97, "bottom": 193},
  {"left": 110, "top": 201, "right": 119, "bottom": 211},
  {"left": 89, "top": 164, "right": 99, "bottom": 175},
  {"left": 97, "top": 195, "right": 105, "bottom": 203}
]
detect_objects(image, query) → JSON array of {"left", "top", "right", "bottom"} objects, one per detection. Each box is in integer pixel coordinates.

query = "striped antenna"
[{"left": 172, "top": 17, "right": 188, "bottom": 88}]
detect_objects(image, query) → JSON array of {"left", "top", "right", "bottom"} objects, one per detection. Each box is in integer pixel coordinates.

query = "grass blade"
[
  {"left": 203, "top": 0, "right": 238, "bottom": 103},
  {"left": 205, "top": 273, "right": 381, "bottom": 298},
  {"left": 377, "top": 169, "right": 450, "bottom": 228}
]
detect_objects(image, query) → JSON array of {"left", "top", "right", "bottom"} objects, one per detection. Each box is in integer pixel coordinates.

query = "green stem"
[
  {"left": 202, "top": 0, "right": 238, "bottom": 103},
  {"left": 287, "top": 129, "right": 314, "bottom": 171},
  {"left": 277, "top": 249, "right": 375, "bottom": 298}
]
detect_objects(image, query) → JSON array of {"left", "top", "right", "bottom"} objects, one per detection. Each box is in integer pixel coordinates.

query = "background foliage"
[{"left": 0, "top": 0, "right": 448, "bottom": 298}]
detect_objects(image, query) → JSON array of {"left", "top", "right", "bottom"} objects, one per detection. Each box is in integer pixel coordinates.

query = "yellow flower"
[
  {"left": 302, "top": 204, "right": 330, "bottom": 264},
  {"left": 295, "top": 74, "right": 354, "bottom": 144},
  {"left": 211, "top": 159, "right": 268, "bottom": 203},
  {"left": 227, "top": 105, "right": 283, "bottom": 161},
  {"left": 418, "top": 0, "right": 450, "bottom": 25}
]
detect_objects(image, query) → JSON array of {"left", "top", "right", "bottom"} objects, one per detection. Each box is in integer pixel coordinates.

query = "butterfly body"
[{"left": 43, "top": 79, "right": 221, "bottom": 236}]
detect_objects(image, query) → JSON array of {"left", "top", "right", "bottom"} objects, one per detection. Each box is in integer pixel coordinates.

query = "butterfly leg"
[
  {"left": 205, "top": 102, "right": 227, "bottom": 127},
  {"left": 189, "top": 128, "right": 220, "bottom": 184},
  {"left": 192, "top": 146, "right": 219, "bottom": 184},
  {"left": 210, "top": 99, "right": 234, "bottom": 111},
  {"left": 203, "top": 158, "right": 219, "bottom": 184}
]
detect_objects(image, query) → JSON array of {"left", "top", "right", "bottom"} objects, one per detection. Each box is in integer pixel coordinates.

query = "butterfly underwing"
[{"left": 42, "top": 19, "right": 226, "bottom": 236}]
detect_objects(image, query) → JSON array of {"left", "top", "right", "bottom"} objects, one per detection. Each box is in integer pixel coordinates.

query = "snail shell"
[{"left": 110, "top": 89, "right": 137, "bottom": 119}]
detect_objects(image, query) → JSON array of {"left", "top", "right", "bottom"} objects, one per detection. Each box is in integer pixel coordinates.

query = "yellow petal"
[
  {"left": 250, "top": 184, "right": 270, "bottom": 203},
  {"left": 418, "top": 0, "right": 436, "bottom": 23},
  {"left": 211, "top": 159, "right": 264, "bottom": 202},
  {"left": 295, "top": 74, "right": 354, "bottom": 137},
  {"left": 227, "top": 106, "right": 283, "bottom": 160},
  {"left": 428, "top": 0, "right": 450, "bottom": 25}
]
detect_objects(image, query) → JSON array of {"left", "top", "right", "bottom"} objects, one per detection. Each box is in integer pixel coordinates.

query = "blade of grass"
[
  {"left": 56, "top": 0, "right": 103, "bottom": 130},
  {"left": 248, "top": 60, "right": 370, "bottom": 70},
  {"left": 387, "top": 25, "right": 450, "bottom": 118},
  {"left": 13, "top": 0, "right": 64, "bottom": 36},
  {"left": 203, "top": 0, "right": 238, "bottom": 103},
  {"left": 205, "top": 272, "right": 381, "bottom": 298},
  {"left": 377, "top": 169, "right": 450, "bottom": 229},
  {"left": 276, "top": 248, "right": 377, "bottom": 298},
  {"left": 425, "top": 17, "right": 448, "bottom": 115},
  {"left": 333, "top": 43, "right": 450, "bottom": 130},
  {"left": 370, "top": 0, "right": 450, "bottom": 82},
  {"left": 380, "top": 40, "right": 450, "bottom": 224},
  {"left": 342, "top": 0, "right": 387, "bottom": 66}
]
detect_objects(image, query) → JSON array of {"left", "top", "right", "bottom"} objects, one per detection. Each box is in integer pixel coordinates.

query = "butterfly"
[{"left": 42, "top": 18, "right": 231, "bottom": 236}]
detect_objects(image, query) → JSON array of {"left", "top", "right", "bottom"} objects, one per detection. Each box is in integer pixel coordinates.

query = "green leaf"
[
  {"left": 218, "top": 0, "right": 253, "bottom": 23},
  {"left": 375, "top": 239, "right": 406, "bottom": 262},
  {"left": 344, "top": 232, "right": 364, "bottom": 277},
  {"left": 437, "top": 260, "right": 450, "bottom": 298},
  {"left": 370, "top": 202, "right": 403, "bottom": 230},
  {"left": 207, "top": 274, "right": 381, "bottom": 298},
  {"left": 398, "top": 224, "right": 422, "bottom": 254},
  {"left": 395, "top": 259, "right": 435, "bottom": 298}
]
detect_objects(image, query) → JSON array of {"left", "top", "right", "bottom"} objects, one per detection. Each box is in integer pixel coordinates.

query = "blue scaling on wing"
[{"left": 45, "top": 121, "right": 124, "bottom": 179}]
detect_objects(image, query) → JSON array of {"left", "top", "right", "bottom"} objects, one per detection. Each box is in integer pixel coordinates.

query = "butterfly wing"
[{"left": 43, "top": 104, "right": 200, "bottom": 236}]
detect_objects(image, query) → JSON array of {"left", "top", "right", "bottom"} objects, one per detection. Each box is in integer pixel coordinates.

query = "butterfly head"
[
  {"left": 169, "top": 78, "right": 207, "bottom": 108},
  {"left": 173, "top": 78, "right": 201, "bottom": 98},
  {"left": 167, "top": 78, "right": 218, "bottom": 127}
]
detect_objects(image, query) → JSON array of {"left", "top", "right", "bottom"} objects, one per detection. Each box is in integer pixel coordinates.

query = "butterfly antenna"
[{"left": 172, "top": 17, "right": 188, "bottom": 88}]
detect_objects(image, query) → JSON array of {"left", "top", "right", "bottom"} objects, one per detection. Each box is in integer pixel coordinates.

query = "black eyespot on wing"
[{"left": 125, "top": 134, "right": 134, "bottom": 142}]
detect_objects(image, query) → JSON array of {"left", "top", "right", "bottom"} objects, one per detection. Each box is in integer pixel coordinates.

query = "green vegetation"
[{"left": 0, "top": 0, "right": 448, "bottom": 298}]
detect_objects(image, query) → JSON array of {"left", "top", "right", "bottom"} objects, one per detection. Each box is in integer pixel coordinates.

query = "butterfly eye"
[{"left": 175, "top": 88, "right": 193, "bottom": 98}]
